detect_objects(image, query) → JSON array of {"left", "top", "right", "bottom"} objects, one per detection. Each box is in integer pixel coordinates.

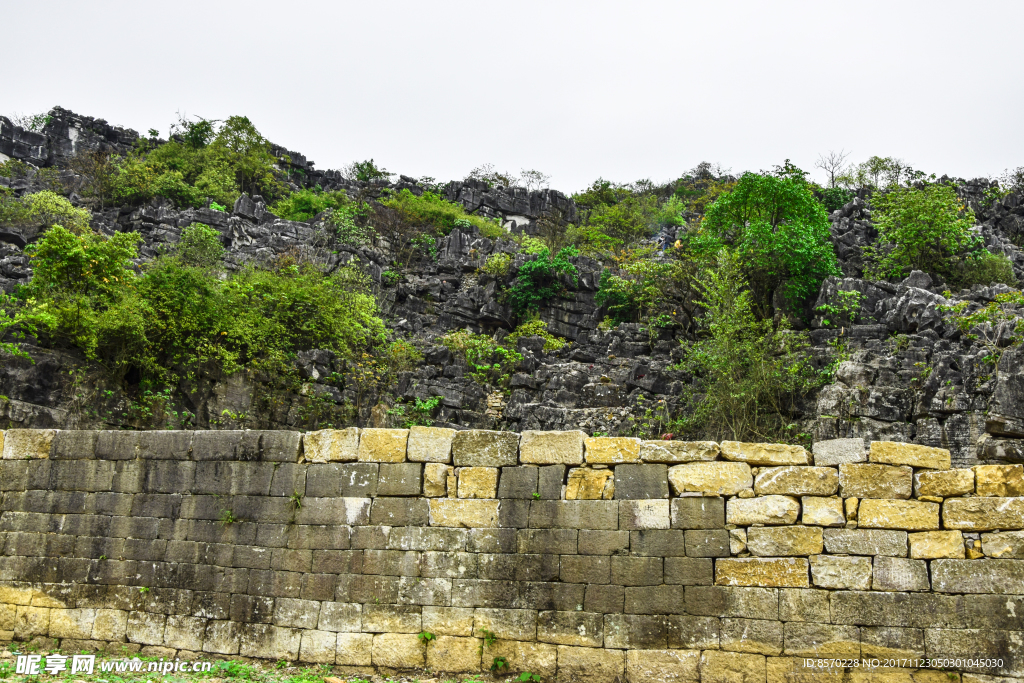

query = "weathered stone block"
[
  {"left": 721, "top": 618, "right": 783, "bottom": 655},
  {"left": 604, "top": 613, "right": 668, "bottom": 649},
  {"left": 429, "top": 499, "right": 500, "bottom": 527},
  {"left": 869, "top": 441, "right": 951, "bottom": 470},
  {"left": 127, "top": 611, "right": 166, "bottom": 645},
  {"left": 782, "top": 622, "right": 860, "bottom": 657},
  {"left": 672, "top": 497, "right": 726, "bottom": 529},
  {"left": 452, "top": 429, "right": 520, "bottom": 467},
  {"left": 931, "top": 559, "right": 1024, "bottom": 593},
  {"left": 822, "top": 528, "right": 908, "bottom": 556},
  {"left": 665, "top": 557, "right": 714, "bottom": 585},
  {"left": 483, "top": 640, "right": 557, "bottom": 678},
  {"left": 809, "top": 555, "right": 872, "bottom": 590},
  {"left": 519, "top": 430, "right": 584, "bottom": 465},
  {"left": 801, "top": 496, "right": 845, "bottom": 527},
  {"left": 2, "top": 429, "right": 55, "bottom": 460},
  {"left": 909, "top": 531, "right": 965, "bottom": 559},
  {"left": 537, "top": 610, "right": 603, "bottom": 647},
  {"left": 620, "top": 499, "right": 671, "bottom": 530},
  {"left": 473, "top": 607, "right": 538, "bottom": 641},
  {"left": 700, "top": 650, "right": 766, "bottom": 683},
  {"left": 914, "top": 468, "right": 974, "bottom": 498},
  {"left": 423, "top": 463, "right": 451, "bottom": 497},
  {"left": 529, "top": 500, "right": 618, "bottom": 530},
  {"left": 611, "top": 556, "right": 664, "bottom": 586},
  {"left": 422, "top": 606, "right": 475, "bottom": 636},
  {"left": 48, "top": 608, "right": 95, "bottom": 639},
  {"left": 974, "top": 464, "right": 1024, "bottom": 497},
  {"left": 685, "top": 529, "right": 732, "bottom": 558},
  {"left": 872, "top": 556, "right": 929, "bottom": 591},
  {"left": 982, "top": 531, "right": 1024, "bottom": 558},
  {"left": 299, "top": 629, "right": 337, "bottom": 663},
  {"left": 457, "top": 467, "right": 498, "bottom": 499},
  {"left": 669, "top": 462, "right": 752, "bottom": 496},
  {"left": 578, "top": 529, "right": 629, "bottom": 555},
  {"left": 726, "top": 495, "right": 800, "bottom": 526},
  {"left": 538, "top": 464, "right": 565, "bottom": 499},
  {"left": 361, "top": 604, "right": 422, "bottom": 633},
  {"left": 721, "top": 441, "right": 809, "bottom": 466},
  {"left": 50, "top": 430, "right": 98, "bottom": 459},
  {"left": 747, "top": 526, "right": 823, "bottom": 556},
  {"left": 377, "top": 462, "right": 422, "bottom": 496},
  {"left": 92, "top": 608, "right": 128, "bottom": 640},
  {"left": 303, "top": 428, "right": 359, "bottom": 463},
  {"left": 371, "top": 632, "right": 425, "bottom": 668},
  {"left": 585, "top": 436, "right": 641, "bottom": 464},
  {"left": 318, "top": 602, "right": 361, "bottom": 632},
  {"left": 334, "top": 631, "right": 373, "bottom": 665},
  {"left": 839, "top": 463, "right": 913, "bottom": 499},
  {"left": 686, "top": 586, "right": 779, "bottom": 620},
  {"left": 754, "top": 466, "right": 838, "bottom": 496},
  {"left": 715, "top": 558, "right": 809, "bottom": 587},
  {"left": 239, "top": 623, "right": 301, "bottom": 660},
  {"left": 557, "top": 645, "right": 624, "bottom": 683},
  {"left": 565, "top": 467, "right": 613, "bottom": 500},
  {"left": 625, "top": 649, "right": 700, "bottom": 683},
  {"left": 407, "top": 426, "right": 456, "bottom": 463},
  {"left": 641, "top": 440, "right": 719, "bottom": 463},
  {"left": 357, "top": 428, "right": 408, "bottom": 462},
  {"left": 812, "top": 438, "right": 866, "bottom": 466},
  {"left": 779, "top": 588, "right": 830, "bottom": 622},
  {"left": 615, "top": 464, "right": 670, "bottom": 499},
  {"left": 857, "top": 499, "right": 939, "bottom": 531},
  {"left": 499, "top": 466, "right": 538, "bottom": 499},
  {"left": 943, "top": 497, "right": 1024, "bottom": 530},
  {"left": 426, "top": 635, "right": 480, "bottom": 672},
  {"left": 666, "top": 615, "right": 721, "bottom": 650},
  {"left": 859, "top": 625, "right": 925, "bottom": 659}
]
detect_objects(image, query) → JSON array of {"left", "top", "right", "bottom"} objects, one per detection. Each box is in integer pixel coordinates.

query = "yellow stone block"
[
  {"left": 565, "top": 467, "right": 614, "bottom": 499},
  {"left": 909, "top": 531, "right": 965, "bottom": 559},
  {"left": 428, "top": 499, "right": 500, "bottom": 527},
  {"left": 669, "top": 461, "right": 752, "bottom": 496},
  {"left": 974, "top": 464, "right": 1024, "bottom": 497},
  {"left": 423, "top": 463, "right": 452, "bottom": 497},
  {"left": 857, "top": 499, "right": 939, "bottom": 531},
  {"left": 407, "top": 426, "right": 456, "bottom": 463},
  {"left": 914, "top": 468, "right": 974, "bottom": 498},
  {"left": 721, "top": 441, "right": 810, "bottom": 466},
  {"left": 457, "top": 467, "right": 498, "bottom": 499},
  {"left": 2, "top": 429, "right": 56, "bottom": 460},
  {"left": 641, "top": 440, "right": 720, "bottom": 463},
  {"left": 426, "top": 635, "right": 480, "bottom": 673},
  {"left": 357, "top": 428, "right": 408, "bottom": 462},
  {"left": 869, "top": 441, "right": 950, "bottom": 470},
  {"left": 942, "top": 497, "right": 1024, "bottom": 531},
  {"left": 701, "top": 650, "right": 766, "bottom": 683},
  {"left": 626, "top": 649, "right": 700, "bottom": 682},
  {"left": 584, "top": 436, "right": 641, "bottom": 464},
  {"left": 371, "top": 632, "right": 425, "bottom": 668},
  {"left": 519, "top": 430, "right": 585, "bottom": 464},
  {"left": 303, "top": 428, "right": 359, "bottom": 463},
  {"left": 802, "top": 496, "right": 845, "bottom": 527},
  {"left": 715, "top": 558, "right": 809, "bottom": 587}
]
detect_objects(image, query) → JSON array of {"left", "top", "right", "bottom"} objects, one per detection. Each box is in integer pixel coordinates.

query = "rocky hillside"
[{"left": 2, "top": 107, "right": 1024, "bottom": 470}]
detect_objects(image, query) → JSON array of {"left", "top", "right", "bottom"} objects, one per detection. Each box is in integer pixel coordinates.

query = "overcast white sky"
[{"left": 5, "top": 1, "right": 1023, "bottom": 193}]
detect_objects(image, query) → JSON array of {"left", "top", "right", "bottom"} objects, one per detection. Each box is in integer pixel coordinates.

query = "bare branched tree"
[
  {"left": 815, "top": 149, "right": 850, "bottom": 188},
  {"left": 519, "top": 169, "right": 550, "bottom": 192}
]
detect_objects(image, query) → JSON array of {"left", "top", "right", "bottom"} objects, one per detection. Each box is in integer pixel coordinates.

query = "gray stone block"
[
  {"left": 822, "top": 529, "right": 908, "bottom": 556},
  {"left": 270, "top": 463, "right": 307, "bottom": 497},
  {"left": 671, "top": 496, "right": 725, "bottom": 529},
  {"left": 779, "top": 588, "right": 830, "bottom": 622},
  {"left": 538, "top": 465, "right": 565, "bottom": 500},
  {"left": 95, "top": 431, "right": 142, "bottom": 460},
  {"left": 585, "top": 584, "right": 624, "bottom": 614},
  {"left": 812, "top": 438, "right": 866, "bottom": 466},
  {"left": 537, "top": 610, "right": 604, "bottom": 647},
  {"left": 614, "top": 464, "right": 669, "bottom": 500},
  {"left": 369, "top": 497, "right": 429, "bottom": 526},
  {"left": 528, "top": 500, "right": 618, "bottom": 530},
  {"left": 625, "top": 585, "right": 685, "bottom": 614},
  {"left": 604, "top": 613, "right": 668, "bottom": 649},
  {"left": 451, "top": 430, "right": 520, "bottom": 467},
  {"left": 497, "top": 466, "right": 538, "bottom": 499},
  {"left": 230, "top": 594, "right": 275, "bottom": 623},
  {"left": 338, "top": 464, "right": 379, "bottom": 497},
  {"left": 388, "top": 527, "right": 468, "bottom": 552},
  {"left": 516, "top": 528, "right": 577, "bottom": 554},
  {"left": 560, "top": 555, "right": 611, "bottom": 584},
  {"left": 514, "top": 582, "right": 584, "bottom": 611},
  {"left": 377, "top": 463, "right": 422, "bottom": 496},
  {"left": 498, "top": 499, "right": 531, "bottom": 528},
  {"left": 685, "top": 529, "right": 731, "bottom": 558},
  {"left": 721, "top": 617, "right": 783, "bottom": 655},
  {"left": 685, "top": 586, "right": 778, "bottom": 620},
  {"left": 666, "top": 615, "right": 720, "bottom": 650},
  {"left": 50, "top": 431, "right": 98, "bottom": 459},
  {"left": 193, "top": 462, "right": 275, "bottom": 496},
  {"left": 143, "top": 461, "right": 195, "bottom": 494},
  {"left": 629, "top": 529, "right": 686, "bottom": 556},
  {"left": 137, "top": 431, "right": 194, "bottom": 460},
  {"left": 466, "top": 528, "right": 516, "bottom": 553},
  {"left": 578, "top": 529, "right": 629, "bottom": 555},
  {"left": 479, "top": 553, "right": 558, "bottom": 582},
  {"left": 664, "top": 557, "right": 714, "bottom": 585},
  {"left": 450, "top": 579, "right": 518, "bottom": 608},
  {"left": 420, "top": 551, "right": 478, "bottom": 579},
  {"left": 931, "top": 558, "right": 1024, "bottom": 594},
  {"left": 285, "top": 524, "right": 350, "bottom": 550},
  {"left": 311, "top": 549, "right": 362, "bottom": 574},
  {"left": 610, "top": 556, "right": 662, "bottom": 586},
  {"left": 872, "top": 556, "right": 929, "bottom": 591}
]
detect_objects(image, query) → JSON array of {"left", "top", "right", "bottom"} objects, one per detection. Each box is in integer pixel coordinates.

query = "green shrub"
[
  {"left": 820, "top": 187, "right": 853, "bottom": 213},
  {"left": 0, "top": 191, "right": 92, "bottom": 234},
  {"left": 270, "top": 187, "right": 351, "bottom": 222},
  {"left": 346, "top": 158, "right": 392, "bottom": 182},
  {"left": 866, "top": 183, "right": 985, "bottom": 286},
  {"left": 954, "top": 251, "right": 1017, "bottom": 289},
  {"left": 595, "top": 249, "right": 686, "bottom": 324},
  {"left": 506, "top": 247, "right": 579, "bottom": 318},
  {"left": 505, "top": 319, "right": 567, "bottom": 352},
  {"left": 673, "top": 251, "right": 820, "bottom": 442},
  {"left": 173, "top": 223, "right": 225, "bottom": 269},
  {"left": 381, "top": 189, "right": 500, "bottom": 237},
  {"left": 480, "top": 252, "right": 512, "bottom": 277},
  {"left": 698, "top": 169, "right": 840, "bottom": 317},
  {"left": 441, "top": 330, "right": 523, "bottom": 387}
]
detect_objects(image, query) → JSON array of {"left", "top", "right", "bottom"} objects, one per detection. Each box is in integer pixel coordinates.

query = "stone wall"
[{"left": 0, "top": 428, "right": 1021, "bottom": 682}]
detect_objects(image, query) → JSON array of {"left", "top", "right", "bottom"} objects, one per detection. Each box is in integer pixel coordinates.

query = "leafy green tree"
[
  {"left": 506, "top": 247, "right": 580, "bottom": 318},
  {"left": 698, "top": 169, "right": 840, "bottom": 317},
  {"left": 866, "top": 184, "right": 984, "bottom": 284},
  {"left": 270, "top": 187, "right": 351, "bottom": 222},
  {"left": 346, "top": 159, "right": 393, "bottom": 183},
  {"left": 0, "top": 190, "right": 92, "bottom": 233},
  {"left": 208, "top": 116, "right": 280, "bottom": 198},
  {"left": 675, "top": 251, "right": 820, "bottom": 442}
]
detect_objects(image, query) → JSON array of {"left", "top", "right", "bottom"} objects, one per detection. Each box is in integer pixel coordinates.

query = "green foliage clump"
[
  {"left": 939, "top": 291, "right": 1024, "bottom": 366},
  {"left": 346, "top": 158, "right": 393, "bottom": 182},
  {"left": 0, "top": 190, "right": 91, "bottom": 233},
  {"left": 480, "top": 252, "right": 512, "bottom": 277},
  {"left": 595, "top": 248, "right": 689, "bottom": 325},
  {"left": 865, "top": 184, "right": 991, "bottom": 287},
  {"left": 697, "top": 169, "right": 840, "bottom": 316},
  {"left": 381, "top": 189, "right": 502, "bottom": 238},
  {"left": 674, "top": 251, "right": 821, "bottom": 442},
  {"left": 441, "top": 330, "right": 523, "bottom": 387},
  {"left": 7, "top": 224, "right": 385, "bottom": 392},
  {"left": 506, "top": 319, "right": 567, "bottom": 352},
  {"left": 819, "top": 187, "right": 854, "bottom": 213},
  {"left": 506, "top": 247, "right": 579, "bottom": 318},
  {"left": 269, "top": 186, "right": 351, "bottom": 222}
]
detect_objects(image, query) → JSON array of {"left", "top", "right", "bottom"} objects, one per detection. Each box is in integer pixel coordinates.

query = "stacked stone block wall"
[{"left": 0, "top": 427, "right": 1021, "bottom": 681}]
